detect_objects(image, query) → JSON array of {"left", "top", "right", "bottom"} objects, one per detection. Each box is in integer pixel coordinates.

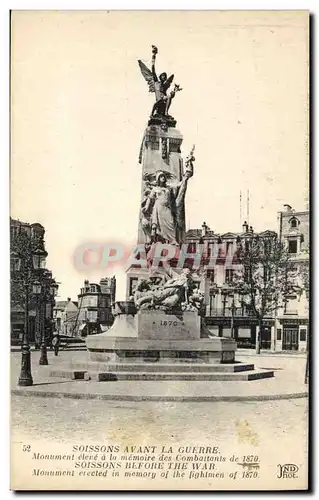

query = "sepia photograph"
[{"left": 9, "top": 9, "right": 309, "bottom": 491}]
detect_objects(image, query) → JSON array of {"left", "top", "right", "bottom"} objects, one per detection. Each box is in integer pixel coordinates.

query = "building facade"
[
  {"left": 75, "top": 277, "right": 116, "bottom": 336},
  {"left": 276, "top": 204, "right": 309, "bottom": 351},
  {"left": 53, "top": 298, "right": 79, "bottom": 337},
  {"left": 10, "top": 218, "right": 58, "bottom": 345},
  {"left": 126, "top": 208, "right": 309, "bottom": 352},
  {"left": 185, "top": 209, "right": 309, "bottom": 352},
  {"left": 184, "top": 221, "right": 279, "bottom": 349}
]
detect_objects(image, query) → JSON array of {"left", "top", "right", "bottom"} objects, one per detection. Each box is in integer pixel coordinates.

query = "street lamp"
[
  {"left": 230, "top": 296, "right": 236, "bottom": 340},
  {"left": 208, "top": 283, "right": 218, "bottom": 316},
  {"left": 11, "top": 251, "right": 21, "bottom": 271},
  {"left": 33, "top": 248, "right": 48, "bottom": 270},
  {"left": 11, "top": 252, "right": 33, "bottom": 386},
  {"left": 221, "top": 284, "right": 238, "bottom": 339},
  {"left": 221, "top": 284, "right": 232, "bottom": 315},
  {"left": 33, "top": 280, "right": 42, "bottom": 295},
  {"left": 50, "top": 280, "right": 59, "bottom": 297},
  {"left": 16, "top": 247, "right": 46, "bottom": 386},
  {"left": 39, "top": 272, "right": 58, "bottom": 366}
]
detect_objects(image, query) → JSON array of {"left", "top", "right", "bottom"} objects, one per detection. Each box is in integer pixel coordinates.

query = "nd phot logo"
[{"left": 277, "top": 464, "right": 299, "bottom": 479}]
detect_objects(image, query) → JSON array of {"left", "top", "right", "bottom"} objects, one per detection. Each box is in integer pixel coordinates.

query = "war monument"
[{"left": 52, "top": 46, "right": 274, "bottom": 384}]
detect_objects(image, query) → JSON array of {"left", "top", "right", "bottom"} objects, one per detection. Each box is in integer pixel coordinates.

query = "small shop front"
[
  {"left": 205, "top": 316, "right": 275, "bottom": 349},
  {"left": 278, "top": 316, "right": 308, "bottom": 352}
]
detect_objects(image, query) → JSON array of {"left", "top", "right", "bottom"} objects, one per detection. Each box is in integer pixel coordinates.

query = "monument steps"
[
  {"left": 49, "top": 366, "right": 274, "bottom": 382},
  {"left": 93, "top": 370, "right": 274, "bottom": 382},
  {"left": 50, "top": 361, "right": 255, "bottom": 373}
]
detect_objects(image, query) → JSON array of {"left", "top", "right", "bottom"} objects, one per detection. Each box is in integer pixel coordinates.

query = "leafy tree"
[
  {"left": 10, "top": 229, "right": 46, "bottom": 332},
  {"left": 234, "top": 234, "right": 302, "bottom": 354},
  {"left": 300, "top": 246, "right": 310, "bottom": 302},
  {"left": 299, "top": 246, "right": 310, "bottom": 383}
]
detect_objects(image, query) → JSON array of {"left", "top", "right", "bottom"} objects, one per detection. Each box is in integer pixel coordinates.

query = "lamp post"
[
  {"left": 39, "top": 272, "right": 58, "bottom": 365},
  {"left": 12, "top": 246, "right": 47, "bottom": 386},
  {"left": 221, "top": 284, "right": 238, "bottom": 339},
  {"left": 230, "top": 296, "right": 236, "bottom": 340},
  {"left": 208, "top": 284, "right": 218, "bottom": 316}
]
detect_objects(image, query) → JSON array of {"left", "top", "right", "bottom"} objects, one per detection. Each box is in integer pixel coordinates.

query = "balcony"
[{"left": 206, "top": 307, "right": 255, "bottom": 317}]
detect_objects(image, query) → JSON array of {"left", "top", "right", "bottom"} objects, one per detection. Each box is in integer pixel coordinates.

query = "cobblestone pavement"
[
  {"left": 11, "top": 394, "right": 308, "bottom": 446},
  {"left": 11, "top": 357, "right": 309, "bottom": 490},
  {"left": 11, "top": 350, "right": 309, "bottom": 472}
]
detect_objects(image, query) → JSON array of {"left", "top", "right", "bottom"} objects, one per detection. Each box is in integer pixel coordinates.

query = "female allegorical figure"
[{"left": 142, "top": 165, "right": 193, "bottom": 246}]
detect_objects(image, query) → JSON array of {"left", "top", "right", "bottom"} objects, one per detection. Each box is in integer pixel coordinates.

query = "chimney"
[
  {"left": 249, "top": 226, "right": 254, "bottom": 233},
  {"left": 283, "top": 204, "right": 292, "bottom": 213},
  {"left": 67, "top": 297, "right": 71, "bottom": 302},
  {"left": 201, "top": 222, "right": 209, "bottom": 236},
  {"left": 242, "top": 221, "right": 249, "bottom": 233}
]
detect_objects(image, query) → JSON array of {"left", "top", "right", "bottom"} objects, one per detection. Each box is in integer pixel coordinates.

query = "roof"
[
  {"left": 99, "top": 283, "right": 112, "bottom": 294},
  {"left": 185, "top": 228, "right": 278, "bottom": 241},
  {"left": 65, "top": 301, "right": 78, "bottom": 313},
  {"left": 186, "top": 229, "right": 202, "bottom": 239},
  {"left": 54, "top": 300, "right": 78, "bottom": 311},
  {"left": 54, "top": 300, "right": 67, "bottom": 309},
  {"left": 54, "top": 301, "right": 68, "bottom": 310}
]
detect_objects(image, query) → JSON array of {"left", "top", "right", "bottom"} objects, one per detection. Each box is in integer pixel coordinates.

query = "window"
[
  {"left": 149, "top": 137, "right": 159, "bottom": 150},
  {"left": 187, "top": 242, "right": 197, "bottom": 254},
  {"left": 277, "top": 329, "right": 282, "bottom": 341},
  {"left": 300, "top": 329, "right": 307, "bottom": 342},
  {"left": 99, "top": 296, "right": 108, "bottom": 308},
  {"left": 100, "top": 311, "right": 107, "bottom": 322},
  {"left": 129, "top": 278, "right": 138, "bottom": 298},
  {"left": 206, "top": 269, "right": 215, "bottom": 283},
  {"left": 290, "top": 217, "right": 299, "bottom": 229},
  {"left": 226, "top": 241, "right": 233, "bottom": 255},
  {"left": 89, "top": 296, "right": 98, "bottom": 307},
  {"left": 263, "top": 266, "right": 271, "bottom": 281},
  {"left": 225, "top": 269, "right": 234, "bottom": 283},
  {"left": 264, "top": 239, "right": 271, "bottom": 255},
  {"left": 169, "top": 141, "right": 180, "bottom": 153},
  {"left": 21, "top": 225, "right": 31, "bottom": 236},
  {"left": 91, "top": 285, "right": 97, "bottom": 293},
  {"left": 208, "top": 243, "right": 218, "bottom": 257},
  {"left": 288, "top": 240, "right": 297, "bottom": 254}
]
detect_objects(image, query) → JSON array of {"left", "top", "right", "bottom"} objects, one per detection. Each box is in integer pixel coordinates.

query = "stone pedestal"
[
  {"left": 86, "top": 304, "right": 236, "bottom": 365},
  {"left": 51, "top": 304, "right": 274, "bottom": 383},
  {"left": 137, "top": 309, "right": 201, "bottom": 340}
]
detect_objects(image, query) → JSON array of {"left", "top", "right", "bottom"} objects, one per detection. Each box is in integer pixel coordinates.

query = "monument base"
[
  {"left": 86, "top": 307, "right": 236, "bottom": 364},
  {"left": 49, "top": 304, "right": 274, "bottom": 383}
]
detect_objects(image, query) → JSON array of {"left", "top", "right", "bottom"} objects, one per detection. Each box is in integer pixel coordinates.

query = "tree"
[
  {"left": 234, "top": 234, "right": 302, "bottom": 354},
  {"left": 11, "top": 229, "right": 43, "bottom": 305},
  {"left": 11, "top": 228, "right": 49, "bottom": 346},
  {"left": 299, "top": 246, "right": 310, "bottom": 384},
  {"left": 300, "top": 247, "right": 310, "bottom": 302}
]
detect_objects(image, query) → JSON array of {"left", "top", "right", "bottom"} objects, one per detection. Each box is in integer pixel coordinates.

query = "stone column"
[
  {"left": 275, "top": 318, "right": 283, "bottom": 351},
  {"left": 270, "top": 325, "right": 276, "bottom": 352},
  {"left": 137, "top": 124, "right": 183, "bottom": 244},
  {"left": 256, "top": 325, "right": 260, "bottom": 350}
]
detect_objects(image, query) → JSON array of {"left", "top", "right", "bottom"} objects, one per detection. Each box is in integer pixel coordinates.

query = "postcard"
[{"left": 10, "top": 10, "right": 309, "bottom": 491}]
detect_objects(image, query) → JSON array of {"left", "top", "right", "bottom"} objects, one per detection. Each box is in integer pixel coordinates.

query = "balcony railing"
[{"left": 206, "top": 307, "right": 255, "bottom": 317}]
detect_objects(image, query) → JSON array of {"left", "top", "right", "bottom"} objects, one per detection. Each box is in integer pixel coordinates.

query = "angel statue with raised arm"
[{"left": 138, "top": 45, "right": 182, "bottom": 118}]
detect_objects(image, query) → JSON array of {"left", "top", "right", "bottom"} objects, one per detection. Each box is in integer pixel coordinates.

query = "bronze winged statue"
[{"left": 138, "top": 45, "right": 182, "bottom": 118}]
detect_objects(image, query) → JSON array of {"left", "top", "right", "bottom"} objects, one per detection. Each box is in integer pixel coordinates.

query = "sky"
[{"left": 10, "top": 10, "right": 309, "bottom": 301}]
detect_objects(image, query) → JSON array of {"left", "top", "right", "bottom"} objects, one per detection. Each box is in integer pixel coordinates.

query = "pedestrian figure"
[{"left": 52, "top": 331, "right": 61, "bottom": 356}]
